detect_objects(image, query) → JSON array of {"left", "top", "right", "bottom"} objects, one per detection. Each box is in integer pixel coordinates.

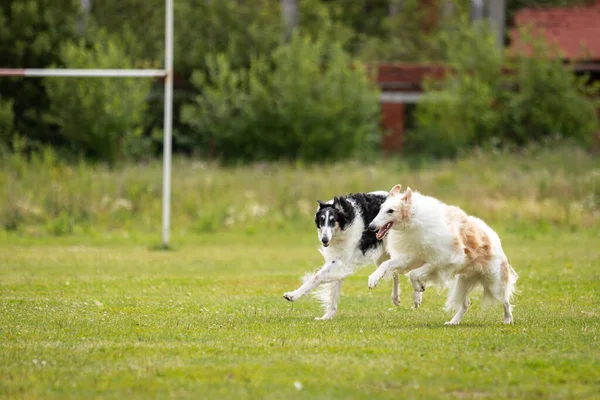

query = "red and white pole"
[{"left": 0, "top": 69, "right": 166, "bottom": 78}]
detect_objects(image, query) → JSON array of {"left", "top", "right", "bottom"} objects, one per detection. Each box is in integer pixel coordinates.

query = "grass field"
[
  {"left": 1, "top": 146, "right": 599, "bottom": 398},
  {"left": 1, "top": 227, "right": 599, "bottom": 399}
]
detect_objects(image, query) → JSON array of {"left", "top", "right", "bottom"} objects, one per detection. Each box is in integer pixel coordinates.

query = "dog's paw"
[
  {"left": 503, "top": 317, "right": 513, "bottom": 325},
  {"left": 315, "top": 312, "right": 335, "bottom": 321},
  {"left": 283, "top": 292, "right": 297, "bottom": 302},
  {"left": 413, "top": 291, "right": 422, "bottom": 309},
  {"left": 368, "top": 273, "right": 382, "bottom": 289},
  {"left": 391, "top": 295, "right": 400, "bottom": 307},
  {"left": 444, "top": 320, "right": 459, "bottom": 326}
]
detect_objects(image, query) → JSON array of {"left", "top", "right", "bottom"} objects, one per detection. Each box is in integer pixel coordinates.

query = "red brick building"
[{"left": 509, "top": 0, "right": 600, "bottom": 61}]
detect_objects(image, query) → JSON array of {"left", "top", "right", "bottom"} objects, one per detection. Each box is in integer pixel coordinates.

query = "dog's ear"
[
  {"left": 390, "top": 184, "right": 402, "bottom": 197},
  {"left": 333, "top": 196, "right": 344, "bottom": 212},
  {"left": 317, "top": 200, "right": 326, "bottom": 209},
  {"left": 402, "top": 186, "right": 413, "bottom": 202}
]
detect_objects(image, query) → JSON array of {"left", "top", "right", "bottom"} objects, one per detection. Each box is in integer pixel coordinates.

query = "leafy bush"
[
  {"left": 500, "top": 32, "right": 600, "bottom": 146},
  {"left": 408, "top": 22, "right": 599, "bottom": 158},
  {"left": 43, "top": 31, "right": 153, "bottom": 163},
  {"left": 182, "top": 34, "right": 380, "bottom": 162},
  {"left": 408, "top": 21, "right": 504, "bottom": 157}
]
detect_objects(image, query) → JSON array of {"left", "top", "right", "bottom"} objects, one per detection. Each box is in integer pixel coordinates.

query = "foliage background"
[
  {"left": 407, "top": 22, "right": 599, "bottom": 158},
  {"left": 1, "top": 0, "right": 598, "bottom": 162}
]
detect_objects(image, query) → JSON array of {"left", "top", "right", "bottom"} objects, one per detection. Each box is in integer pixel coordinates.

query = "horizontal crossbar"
[{"left": 0, "top": 69, "right": 167, "bottom": 78}]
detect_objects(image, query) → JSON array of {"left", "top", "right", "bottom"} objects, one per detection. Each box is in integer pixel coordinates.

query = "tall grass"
[{"left": 1, "top": 145, "right": 599, "bottom": 237}]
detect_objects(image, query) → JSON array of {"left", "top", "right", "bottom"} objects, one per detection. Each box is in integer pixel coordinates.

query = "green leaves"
[
  {"left": 0, "top": 0, "right": 80, "bottom": 148},
  {"left": 43, "top": 31, "right": 154, "bottom": 163},
  {"left": 0, "top": 99, "right": 14, "bottom": 148},
  {"left": 502, "top": 32, "right": 599, "bottom": 147},
  {"left": 183, "top": 34, "right": 380, "bottom": 163},
  {"left": 409, "top": 21, "right": 599, "bottom": 158}
]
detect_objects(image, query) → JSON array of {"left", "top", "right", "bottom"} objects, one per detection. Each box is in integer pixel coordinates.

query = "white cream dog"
[{"left": 367, "top": 185, "right": 518, "bottom": 325}]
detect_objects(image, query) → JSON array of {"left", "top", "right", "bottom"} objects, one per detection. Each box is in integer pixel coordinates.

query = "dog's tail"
[
  {"left": 313, "top": 283, "right": 335, "bottom": 311},
  {"left": 505, "top": 263, "right": 518, "bottom": 300},
  {"left": 445, "top": 277, "right": 479, "bottom": 312}
]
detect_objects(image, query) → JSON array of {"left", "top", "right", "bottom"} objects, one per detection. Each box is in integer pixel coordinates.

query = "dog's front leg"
[
  {"left": 283, "top": 260, "right": 340, "bottom": 302},
  {"left": 368, "top": 255, "right": 417, "bottom": 290},
  {"left": 375, "top": 252, "right": 399, "bottom": 306}
]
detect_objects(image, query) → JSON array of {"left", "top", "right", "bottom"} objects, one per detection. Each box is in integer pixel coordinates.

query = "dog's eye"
[{"left": 387, "top": 209, "right": 394, "bottom": 214}]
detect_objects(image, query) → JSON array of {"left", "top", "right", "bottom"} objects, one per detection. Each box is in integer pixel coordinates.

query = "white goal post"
[{"left": 0, "top": 0, "right": 175, "bottom": 248}]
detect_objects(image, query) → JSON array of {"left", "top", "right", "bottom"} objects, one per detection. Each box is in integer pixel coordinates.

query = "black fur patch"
[
  {"left": 349, "top": 193, "right": 388, "bottom": 254},
  {"left": 314, "top": 192, "right": 388, "bottom": 254}
]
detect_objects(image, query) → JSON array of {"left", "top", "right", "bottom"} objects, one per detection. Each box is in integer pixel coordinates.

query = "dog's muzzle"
[
  {"left": 321, "top": 237, "right": 330, "bottom": 247},
  {"left": 367, "top": 223, "right": 378, "bottom": 232}
]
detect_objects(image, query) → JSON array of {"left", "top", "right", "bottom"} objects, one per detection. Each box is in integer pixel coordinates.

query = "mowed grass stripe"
[{"left": 1, "top": 230, "right": 599, "bottom": 399}]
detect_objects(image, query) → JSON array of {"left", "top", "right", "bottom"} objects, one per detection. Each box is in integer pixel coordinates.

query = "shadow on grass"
[
  {"left": 308, "top": 315, "right": 518, "bottom": 330},
  {"left": 149, "top": 242, "right": 178, "bottom": 251}
]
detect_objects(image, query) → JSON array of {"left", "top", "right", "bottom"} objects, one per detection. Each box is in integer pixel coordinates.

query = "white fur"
[{"left": 368, "top": 187, "right": 518, "bottom": 325}]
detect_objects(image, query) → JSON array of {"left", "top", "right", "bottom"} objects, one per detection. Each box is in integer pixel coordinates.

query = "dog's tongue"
[{"left": 376, "top": 222, "right": 392, "bottom": 239}]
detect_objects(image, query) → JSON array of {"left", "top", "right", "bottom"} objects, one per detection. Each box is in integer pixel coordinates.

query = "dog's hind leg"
[
  {"left": 315, "top": 280, "right": 343, "bottom": 320},
  {"left": 482, "top": 259, "right": 518, "bottom": 324},
  {"left": 444, "top": 276, "right": 478, "bottom": 325},
  {"left": 407, "top": 263, "right": 433, "bottom": 309},
  {"left": 502, "top": 301, "right": 513, "bottom": 325},
  {"left": 391, "top": 272, "right": 400, "bottom": 306},
  {"left": 374, "top": 252, "right": 399, "bottom": 306},
  {"left": 501, "top": 262, "right": 518, "bottom": 324}
]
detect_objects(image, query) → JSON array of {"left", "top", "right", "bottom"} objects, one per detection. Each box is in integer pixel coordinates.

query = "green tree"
[
  {"left": 174, "top": 0, "right": 282, "bottom": 75},
  {"left": 44, "top": 31, "right": 154, "bottom": 163},
  {"left": 0, "top": 0, "right": 81, "bottom": 148},
  {"left": 350, "top": 0, "right": 472, "bottom": 62},
  {"left": 89, "top": 0, "right": 164, "bottom": 62}
]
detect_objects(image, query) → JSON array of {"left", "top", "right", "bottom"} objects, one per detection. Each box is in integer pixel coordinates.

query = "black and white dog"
[{"left": 283, "top": 192, "right": 425, "bottom": 320}]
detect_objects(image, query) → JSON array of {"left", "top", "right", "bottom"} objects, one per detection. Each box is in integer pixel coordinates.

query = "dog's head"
[
  {"left": 314, "top": 197, "right": 350, "bottom": 247},
  {"left": 368, "top": 184, "right": 413, "bottom": 239}
]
